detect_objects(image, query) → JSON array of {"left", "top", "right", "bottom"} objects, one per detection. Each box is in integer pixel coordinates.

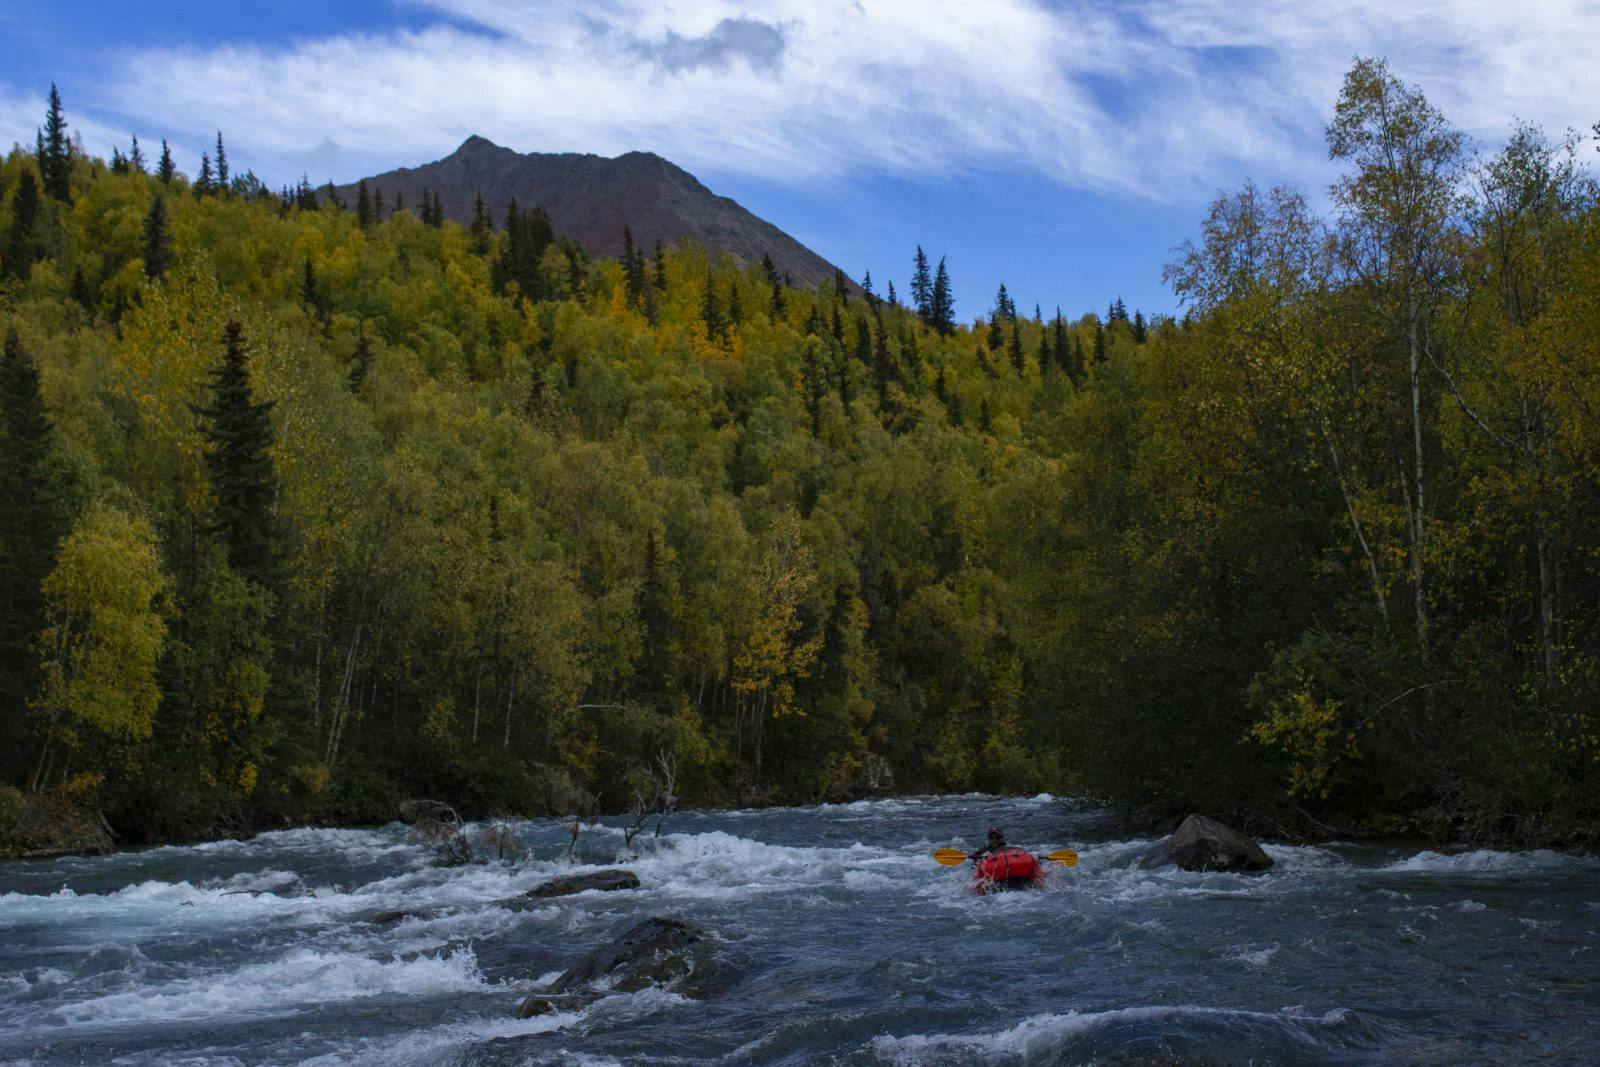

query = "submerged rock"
[
  {"left": 526, "top": 868, "right": 641, "bottom": 898},
  {"left": 1139, "top": 814, "right": 1274, "bottom": 873},
  {"left": 0, "top": 786, "right": 115, "bottom": 860},
  {"left": 515, "top": 916, "right": 732, "bottom": 1017}
]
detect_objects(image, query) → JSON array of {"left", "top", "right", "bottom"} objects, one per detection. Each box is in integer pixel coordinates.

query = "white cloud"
[{"left": 38, "top": 0, "right": 1600, "bottom": 200}]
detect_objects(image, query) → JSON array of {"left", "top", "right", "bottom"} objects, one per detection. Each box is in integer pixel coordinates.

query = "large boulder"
[
  {"left": 516, "top": 917, "right": 731, "bottom": 1017},
  {"left": 1138, "top": 814, "right": 1274, "bottom": 873},
  {"left": 0, "top": 786, "right": 115, "bottom": 861},
  {"left": 526, "top": 868, "right": 641, "bottom": 898}
]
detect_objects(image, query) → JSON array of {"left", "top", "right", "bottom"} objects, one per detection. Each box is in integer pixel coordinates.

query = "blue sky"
[{"left": 4, "top": 1, "right": 1596, "bottom": 319}]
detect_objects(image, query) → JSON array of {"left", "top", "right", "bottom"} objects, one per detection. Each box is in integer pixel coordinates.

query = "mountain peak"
[{"left": 337, "top": 145, "right": 839, "bottom": 286}]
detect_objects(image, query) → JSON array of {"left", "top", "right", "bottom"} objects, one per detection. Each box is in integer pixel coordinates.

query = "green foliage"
[
  {"left": 32, "top": 505, "right": 168, "bottom": 790},
  {"left": 1, "top": 59, "right": 1597, "bottom": 846}
]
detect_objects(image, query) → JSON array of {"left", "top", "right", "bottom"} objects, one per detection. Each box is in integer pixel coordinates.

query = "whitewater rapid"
[{"left": 1, "top": 794, "right": 1595, "bottom": 1064}]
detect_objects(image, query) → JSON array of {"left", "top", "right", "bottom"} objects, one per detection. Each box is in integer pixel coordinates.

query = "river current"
[{"left": 0, "top": 794, "right": 1596, "bottom": 1064}]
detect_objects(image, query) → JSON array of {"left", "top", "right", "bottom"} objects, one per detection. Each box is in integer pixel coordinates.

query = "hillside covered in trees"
[{"left": 2, "top": 61, "right": 1599, "bottom": 848}]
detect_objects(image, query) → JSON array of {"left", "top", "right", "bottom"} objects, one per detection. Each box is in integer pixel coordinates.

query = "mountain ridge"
[{"left": 335, "top": 137, "right": 844, "bottom": 287}]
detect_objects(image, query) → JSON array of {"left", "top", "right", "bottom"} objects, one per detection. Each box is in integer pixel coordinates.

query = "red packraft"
[{"left": 973, "top": 846, "right": 1043, "bottom": 893}]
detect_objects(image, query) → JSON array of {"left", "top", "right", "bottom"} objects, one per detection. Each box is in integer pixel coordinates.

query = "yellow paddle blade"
[
  {"left": 1045, "top": 849, "right": 1079, "bottom": 867},
  {"left": 933, "top": 848, "right": 970, "bottom": 866}
]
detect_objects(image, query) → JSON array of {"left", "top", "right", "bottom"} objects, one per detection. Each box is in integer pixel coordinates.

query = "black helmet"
[{"left": 987, "top": 826, "right": 1005, "bottom": 841}]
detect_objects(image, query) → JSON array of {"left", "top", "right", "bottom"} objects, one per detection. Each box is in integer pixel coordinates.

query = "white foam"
[
  {"left": 871, "top": 1004, "right": 1350, "bottom": 1063},
  {"left": 55, "top": 946, "right": 508, "bottom": 1026},
  {"left": 1381, "top": 848, "right": 1592, "bottom": 874}
]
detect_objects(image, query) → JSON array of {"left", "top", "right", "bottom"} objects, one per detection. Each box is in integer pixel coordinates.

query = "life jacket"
[{"left": 974, "top": 846, "right": 1041, "bottom": 887}]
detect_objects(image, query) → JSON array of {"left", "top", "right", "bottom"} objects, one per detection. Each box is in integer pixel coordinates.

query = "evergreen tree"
[
  {"left": 987, "top": 283, "right": 1008, "bottom": 350},
  {"left": 929, "top": 257, "right": 954, "bottom": 335},
  {"left": 214, "top": 131, "right": 229, "bottom": 189},
  {"left": 373, "top": 188, "right": 385, "bottom": 221},
  {"left": 3, "top": 171, "right": 42, "bottom": 280},
  {"left": 40, "top": 84, "right": 71, "bottom": 202},
  {"left": 348, "top": 331, "right": 373, "bottom": 391},
  {"left": 622, "top": 225, "right": 646, "bottom": 308},
  {"left": 391, "top": 190, "right": 404, "bottom": 215},
  {"left": 701, "top": 270, "right": 727, "bottom": 341},
  {"left": 634, "top": 528, "right": 680, "bottom": 706},
  {"left": 834, "top": 267, "right": 850, "bottom": 304},
  {"left": 886, "top": 280, "right": 898, "bottom": 308},
  {"left": 301, "top": 256, "right": 324, "bottom": 320},
  {"left": 0, "top": 330, "right": 71, "bottom": 726},
  {"left": 1008, "top": 322, "right": 1025, "bottom": 373},
  {"left": 142, "top": 194, "right": 171, "bottom": 280},
  {"left": 654, "top": 240, "right": 668, "bottom": 291},
  {"left": 195, "top": 153, "right": 214, "bottom": 197},
  {"left": 1092, "top": 320, "right": 1106, "bottom": 363},
  {"left": 111, "top": 148, "right": 128, "bottom": 175},
  {"left": 1132, "top": 310, "right": 1147, "bottom": 343},
  {"left": 192, "top": 321, "right": 278, "bottom": 586},
  {"left": 356, "top": 180, "right": 373, "bottom": 228},
  {"left": 157, "top": 140, "right": 175, "bottom": 183},
  {"left": 911, "top": 246, "right": 932, "bottom": 323},
  {"left": 1051, "top": 311, "right": 1070, "bottom": 378},
  {"left": 471, "top": 193, "right": 491, "bottom": 254},
  {"left": 130, "top": 135, "right": 146, "bottom": 173},
  {"left": 861, "top": 270, "right": 874, "bottom": 305},
  {"left": 1072, "top": 335, "right": 1087, "bottom": 381}
]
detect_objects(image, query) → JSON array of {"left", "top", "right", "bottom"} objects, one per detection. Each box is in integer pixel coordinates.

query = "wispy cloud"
[{"left": 25, "top": 1, "right": 1600, "bottom": 200}]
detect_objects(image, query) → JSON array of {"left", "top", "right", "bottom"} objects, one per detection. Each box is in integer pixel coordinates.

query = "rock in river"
[
  {"left": 526, "top": 868, "right": 641, "bottom": 898},
  {"left": 516, "top": 917, "right": 731, "bottom": 1017},
  {"left": 1138, "top": 814, "right": 1274, "bottom": 872}
]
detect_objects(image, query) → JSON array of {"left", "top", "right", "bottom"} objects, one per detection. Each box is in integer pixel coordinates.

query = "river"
[{"left": 0, "top": 795, "right": 1595, "bottom": 1064}]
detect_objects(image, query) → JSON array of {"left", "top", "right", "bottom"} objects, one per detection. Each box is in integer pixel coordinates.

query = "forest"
[{"left": 1, "top": 59, "right": 1598, "bottom": 848}]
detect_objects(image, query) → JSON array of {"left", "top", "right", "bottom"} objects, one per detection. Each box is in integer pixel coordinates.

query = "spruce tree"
[
  {"left": 471, "top": 193, "right": 491, "bottom": 254},
  {"left": 356, "top": 179, "right": 372, "bottom": 228},
  {"left": 348, "top": 332, "right": 373, "bottom": 391},
  {"left": 193, "top": 321, "right": 278, "bottom": 587},
  {"left": 1008, "top": 322, "right": 1024, "bottom": 373},
  {"left": 886, "top": 280, "right": 898, "bottom": 308},
  {"left": 1132, "top": 310, "right": 1147, "bottom": 343},
  {"left": 40, "top": 85, "right": 71, "bottom": 202},
  {"left": 654, "top": 240, "right": 668, "bottom": 291},
  {"left": 301, "top": 256, "right": 324, "bottom": 320},
  {"left": 391, "top": 190, "right": 404, "bottom": 215},
  {"left": 157, "top": 140, "right": 175, "bottom": 182},
  {"left": 834, "top": 267, "right": 850, "bottom": 304},
  {"left": 214, "top": 131, "right": 229, "bottom": 189},
  {"left": 373, "top": 188, "right": 385, "bottom": 221},
  {"left": 3, "top": 171, "right": 42, "bottom": 280},
  {"left": 861, "top": 270, "right": 874, "bottom": 305},
  {"left": 701, "top": 270, "right": 727, "bottom": 341},
  {"left": 634, "top": 528, "right": 680, "bottom": 706},
  {"left": 930, "top": 258, "right": 954, "bottom": 335},
  {"left": 1092, "top": 321, "right": 1106, "bottom": 363},
  {"left": 1051, "top": 311, "right": 1069, "bottom": 377},
  {"left": 130, "top": 135, "right": 146, "bottom": 173},
  {"left": 111, "top": 148, "right": 128, "bottom": 175},
  {"left": 911, "top": 246, "right": 932, "bottom": 323},
  {"left": 195, "top": 153, "right": 214, "bottom": 197},
  {"left": 622, "top": 225, "right": 645, "bottom": 307},
  {"left": 143, "top": 194, "right": 171, "bottom": 280},
  {"left": 0, "top": 330, "right": 71, "bottom": 721}
]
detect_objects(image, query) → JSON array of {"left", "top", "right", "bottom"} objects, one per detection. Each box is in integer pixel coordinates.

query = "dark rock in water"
[
  {"left": 550, "top": 916, "right": 706, "bottom": 992},
  {"left": 514, "top": 991, "right": 601, "bottom": 1018},
  {"left": 1139, "top": 814, "right": 1274, "bottom": 873},
  {"left": 367, "top": 908, "right": 441, "bottom": 926},
  {"left": 0, "top": 785, "right": 115, "bottom": 860},
  {"left": 514, "top": 916, "right": 733, "bottom": 1016},
  {"left": 527, "top": 868, "right": 641, "bottom": 898}
]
